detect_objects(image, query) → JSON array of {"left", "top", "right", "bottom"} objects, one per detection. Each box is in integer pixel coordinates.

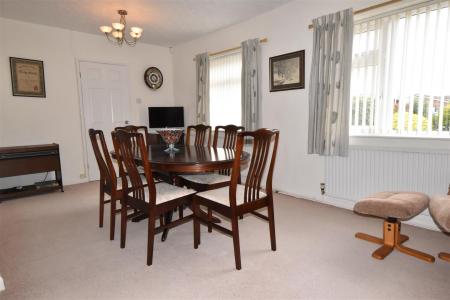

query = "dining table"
[{"left": 112, "top": 144, "right": 250, "bottom": 241}]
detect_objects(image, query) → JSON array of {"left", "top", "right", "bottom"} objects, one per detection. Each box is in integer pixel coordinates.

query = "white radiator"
[{"left": 324, "top": 146, "right": 450, "bottom": 230}]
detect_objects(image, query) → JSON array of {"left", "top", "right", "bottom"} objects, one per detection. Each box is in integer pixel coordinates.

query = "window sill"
[
  {"left": 350, "top": 134, "right": 450, "bottom": 141},
  {"left": 349, "top": 135, "right": 450, "bottom": 153}
]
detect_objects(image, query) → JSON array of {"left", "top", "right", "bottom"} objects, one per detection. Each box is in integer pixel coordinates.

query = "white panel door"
[{"left": 79, "top": 61, "right": 131, "bottom": 180}]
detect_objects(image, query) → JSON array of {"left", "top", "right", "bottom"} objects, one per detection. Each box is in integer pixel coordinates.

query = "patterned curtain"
[
  {"left": 241, "top": 39, "right": 261, "bottom": 131},
  {"left": 308, "top": 9, "right": 353, "bottom": 156},
  {"left": 195, "top": 53, "right": 210, "bottom": 125}
]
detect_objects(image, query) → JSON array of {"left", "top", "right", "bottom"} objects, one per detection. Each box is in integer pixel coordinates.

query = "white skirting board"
[{"left": 274, "top": 189, "right": 440, "bottom": 232}]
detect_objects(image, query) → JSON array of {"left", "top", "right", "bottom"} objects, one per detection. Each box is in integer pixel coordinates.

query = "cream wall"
[
  {"left": 0, "top": 17, "right": 174, "bottom": 188},
  {"left": 3, "top": 0, "right": 449, "bottom": 208},
  {"left": 172, "top": 0, "right": 380, "bottom": 201}
]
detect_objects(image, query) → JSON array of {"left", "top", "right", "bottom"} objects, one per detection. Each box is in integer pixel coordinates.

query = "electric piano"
[{"left": 0, "top": 143, "right": 63, "bottom": 201}]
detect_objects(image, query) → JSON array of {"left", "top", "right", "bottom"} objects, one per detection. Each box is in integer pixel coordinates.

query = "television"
[{"left": 148, "top": 106, "right": 184, "bottom": 128}]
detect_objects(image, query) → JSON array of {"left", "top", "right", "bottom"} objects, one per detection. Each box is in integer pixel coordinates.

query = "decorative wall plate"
[{"left": 144, "top": 67, "right": 163, "bottom": 90}]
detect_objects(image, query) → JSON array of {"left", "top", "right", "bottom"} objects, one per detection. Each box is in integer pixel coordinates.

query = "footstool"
[
  {"left": 354, "top": 192, "right": 435, "bottom": 263},
  {"left": 429, "top": 195, "right": 450, "bottom": 262}
]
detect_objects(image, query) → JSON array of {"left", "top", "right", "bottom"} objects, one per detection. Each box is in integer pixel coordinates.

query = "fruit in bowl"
[{"left": 157, "top": 129, "right": 183, "bottom": 153}]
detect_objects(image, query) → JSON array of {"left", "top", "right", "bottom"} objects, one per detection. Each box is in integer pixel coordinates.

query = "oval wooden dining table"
[
  {"left": 142, "top": 144, "right": 250, "bottom": 173},
  {"left": 113, "top": 144, "right": 250, "bottom": 241}
]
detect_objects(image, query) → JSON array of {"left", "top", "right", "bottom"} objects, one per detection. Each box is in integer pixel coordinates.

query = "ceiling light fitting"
[{"left": 100, "top": 10, "right": 143, "bottom": 46}]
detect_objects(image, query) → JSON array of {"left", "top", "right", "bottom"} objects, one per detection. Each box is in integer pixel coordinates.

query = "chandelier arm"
[
  {"left": 105, "top": 34, "right": 120, "bottom": 46},
  {"left": 123, "top": 35, "right": 137, "bottom": 46}
]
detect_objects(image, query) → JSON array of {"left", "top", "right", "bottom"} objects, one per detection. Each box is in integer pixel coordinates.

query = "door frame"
[{"left": 76, "top": 59, "right": 132, "bottom": 181}]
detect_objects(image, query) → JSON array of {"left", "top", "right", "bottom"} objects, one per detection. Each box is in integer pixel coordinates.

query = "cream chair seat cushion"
[
  {"left": 429, "top": 195, "right": 450, "bottom": 233},
  {"left": 132, "top": 183, "right": 195, "bottom": 205},
  {"left": 354, "top": 192, "right": 429, "bottom": 221},
  {"left": 196, "top": 185, "right": 266, "bottom": 207},
  {"left": 179, "top": 173, "right": 231, "bottom": 185}
]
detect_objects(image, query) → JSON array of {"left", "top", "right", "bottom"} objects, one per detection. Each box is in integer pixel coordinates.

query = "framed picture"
[
  {"left": 10, "top": 57, "right": 46, "bottom": 97},
  {"left": 269, "top": 50, "right": 305, "bottom": 92}
]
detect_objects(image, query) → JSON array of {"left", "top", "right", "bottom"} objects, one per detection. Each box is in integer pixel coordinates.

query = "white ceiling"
[{"left": 0, "top": 0, "right": 292, "bottom": 47}]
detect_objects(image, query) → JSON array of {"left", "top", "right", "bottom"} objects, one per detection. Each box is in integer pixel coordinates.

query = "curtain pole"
[
  {"left": 192, "top": 38, "right": 267, "bottom": 61},
  {"left": 307, "top": 0, "right": 402, "bottom": 29}
]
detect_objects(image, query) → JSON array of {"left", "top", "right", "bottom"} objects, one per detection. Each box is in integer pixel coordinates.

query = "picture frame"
[
  {"left": 10, "top": 57, "right": 46, "bottom": 98},
  {"left": 269, "top": 50, "right": 305, "bottom": 92}
]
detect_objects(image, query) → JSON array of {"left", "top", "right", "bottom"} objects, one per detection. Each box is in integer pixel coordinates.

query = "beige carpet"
[{"left": 0, "top": 182, "right": 449, "bottom": 300}]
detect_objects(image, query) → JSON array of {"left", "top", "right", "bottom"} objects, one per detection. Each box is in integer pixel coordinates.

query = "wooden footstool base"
[
  {"left": 356, "top": 218, "right": 435, "bottom": 263},
  {"left": 438, "top": 252, "right": 450, "bottom": 262}
]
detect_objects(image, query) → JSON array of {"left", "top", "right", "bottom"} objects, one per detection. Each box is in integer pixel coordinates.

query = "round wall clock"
[{"left": 144, "top": 67, "right": 163, "bottom": 90}]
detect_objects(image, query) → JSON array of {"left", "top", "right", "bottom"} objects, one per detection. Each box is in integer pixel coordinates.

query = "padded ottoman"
[
  {"left": 354, "top": 192, "right": 429, "bottom": 220},
  {"left": 353, "top": 192, "right": 434, "bottom": 263}
]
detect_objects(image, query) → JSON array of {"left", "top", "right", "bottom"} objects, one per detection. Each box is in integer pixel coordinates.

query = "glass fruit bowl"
[{"left": 157, "top": 129, "right": 183, "bottom": 153}]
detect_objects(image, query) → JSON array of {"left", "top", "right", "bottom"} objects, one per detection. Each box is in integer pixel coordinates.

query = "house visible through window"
[
  {"left": 209, "top": 50, "right": 242, "bottom": 129},
  {"left": 350, "top": 1, "right": 450, "bottom": 137}
]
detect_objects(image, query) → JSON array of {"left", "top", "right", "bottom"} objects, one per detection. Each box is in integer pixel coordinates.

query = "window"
[
  {"left": 209, "top": 50, "right": 242, "bottom": 129},
  {"left": 350, "top": 1, "right": 450, "bottom": 137}
]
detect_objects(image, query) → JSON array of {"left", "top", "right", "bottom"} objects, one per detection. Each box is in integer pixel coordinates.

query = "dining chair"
[
  {"left": 88, "top": 129, "right": 134, "bottom": 241},
  {"left": 192, "top": 128, "right": 280, "bottom": 270},
  {"left": 179, "top": 125, "right": 244, "bottom": 190},
  {"left": 114, "top": 125, "right": 171, "bottom": 181},
  {"left": 115, "top": 125, "right": 150, "bottom": 147},
  {"left": 114, "top": 125, "right": 150, "bottom": 164},
  {"left": 178, "top": 125, "right": 244, "bottom": 231},
  {"left": 186, "top": 124, "right": 212, "bottom": 147},
  {"left": 114, "top": 129, "right": 196, "bottom": 266}
]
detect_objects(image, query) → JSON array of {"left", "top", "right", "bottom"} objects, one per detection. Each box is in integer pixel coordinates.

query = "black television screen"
[{"left": 148, "top": 107, "right": 184, "bottom": 128}]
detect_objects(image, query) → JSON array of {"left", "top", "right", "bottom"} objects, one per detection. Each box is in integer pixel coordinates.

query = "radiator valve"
[{"left": 320, "top": 183, "right": 326, "bottom": 195}]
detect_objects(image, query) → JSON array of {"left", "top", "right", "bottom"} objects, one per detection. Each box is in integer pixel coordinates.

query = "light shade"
[
  {"left": 99, "top": 26, "right": 112, "bottom": 33},
  {"left": 130, "top": 31, "right": 142, "bottom": 39},
  {"left": 130, "top": 27, "right": 143, "bottom": 34},
  {"left": 112, "top": 22, "right": 125, "bottom": 31},
  {"left": 112, "top": 31, "right": 123, "bottom": 39}
]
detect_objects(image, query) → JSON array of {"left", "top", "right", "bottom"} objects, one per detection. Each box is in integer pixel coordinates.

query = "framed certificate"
[{"left": 10, "top": 57, "right": 46, "bottom": 98}]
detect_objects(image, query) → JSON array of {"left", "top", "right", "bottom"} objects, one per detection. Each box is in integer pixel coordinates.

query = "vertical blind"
[
  {"left": 209, "top": 50, "right": 242, "bottom": 129},
  {"left": 350, "top": 0, "right": 450, "bottom": 137}
]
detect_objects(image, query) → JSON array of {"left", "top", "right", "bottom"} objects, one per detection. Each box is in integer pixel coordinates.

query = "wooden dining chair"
[
  {"left": 114, "top": 129, "right": 196, "bottom": 266},
  {"left": 88, "top": 129, "right": 127, "bottom": 241},
  {"left": 178, "top": 125, "right": 244, "bottom": 231},
  {"left": 186, "top": 124, "right": 212, "bottom": 147},
  {"left": 178, "top": 125, "right": 244, "bottom": 190},
  {"left": 115, "top": 125, "right": 149, "bottom": 142},
  {"left": 192, "top": 128, "right": 280, "bottom": 270},
  {"left": 114, "top": 125, "right": 170, "bottom": 181},
  {"left": 114, "top": 125, "right": 150, "bottom": 157}
]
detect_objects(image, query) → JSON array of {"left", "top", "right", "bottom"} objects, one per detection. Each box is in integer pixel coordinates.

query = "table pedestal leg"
[{"left": 161, "top": 210, "right": 173, "bottom": 242}]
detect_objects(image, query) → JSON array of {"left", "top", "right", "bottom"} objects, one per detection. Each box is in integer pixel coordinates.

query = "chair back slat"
[
  {"left": 115, "top": 125, "right": 149, "bottom": 156},
  {"left": 186, "top": 124, "right": 211, "bottom": 147},
  {"left": 213, "top": 125, "right": 245, "bottom": 148},
  {"left": 114, "top": 130, "right": 157, "bottom": 205},
  {"left": 213, "top": 125, "right": 245, "bottom": 175},
  {"left": 88, "top": 129, "right": 117, "bottom": 188},
  {"left": 230, "top": 129, "right": 279, "bottom": 206}
]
